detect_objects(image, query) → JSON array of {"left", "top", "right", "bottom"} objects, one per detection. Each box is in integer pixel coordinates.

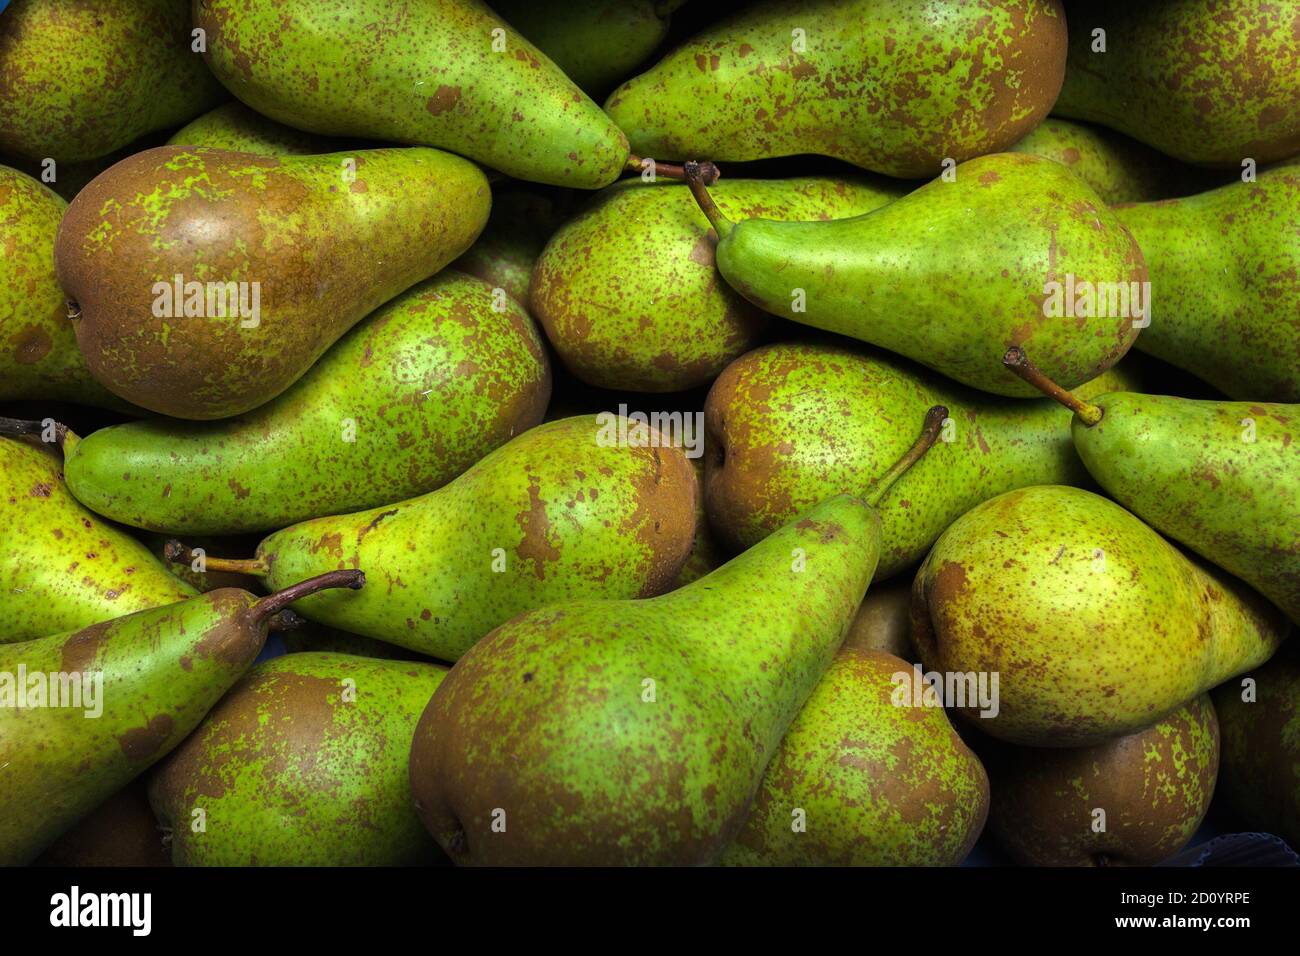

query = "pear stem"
[
  {"left": 248, "top": 569, "right": 365, "bottom": 624},
  {"left": 865, "top": 405, "right": 949, "bottom": 508},
  {"left": 0, "top": 416, "right": 68, "bottom": 450},
  {"left": 164, "top": 539, "right": 269, "bottom": 576},
  {"left": 624, "top": 155, "right": 720, "bottom": 186},
  {"left": 1002, "top": 347, "right": 1103, "bottom": 426},
  {"left": 683, "top": 160, "right": 733, "bottom": 238}
]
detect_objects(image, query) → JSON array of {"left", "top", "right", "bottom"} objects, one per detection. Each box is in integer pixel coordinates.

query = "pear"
[
  {"left": 0, "top": 0, "right": 226, "bottom": 163},
  {"left": 454, "top": 183, "right": 575, "bottom": 305},
  {"left": 168, "top": 102, "right": 349, "bottom": 155},
  {"left": 1113, "top": 167, "right": 1300, "bottom": 403},
  {"left": 842, "top": 579, "right": 915, "bottom": 661},
  {"left": 705, "top": 340, "right": 1144, "bottom": 577},
  {"left": 1054, "top": 0, "right": 1300, "bottom": 167},
  {"left": 986, "top": 695, "right": 1219, "bottom": 866},
  {"left": 684, "top": 153, "right": 1146, "bottom": 397},
  {"left": 183, "top": 415, "right": 699, "bottom": 661},
  {"left": 55, "top": 145, "right": 491, "bottom": 419},
  {"left": 721, "top": 647, "right": 989, "bottom": 866},
  {"left": 492, "top": 0, "right": 679, "bottom": 98},
  {"left": 1213, "top": 647, "right": 1300, "bottom": 849},
  {"left": 42, "top": 271, "right": 551, "bottom": 535},
  {"left": 407, "top": 409, "right": 946, "bottom": 865},
  {"left": 912, "top": 486, "right": 1290, "bottom": 747},
  {"left": 605, "top": 0, "right": 1066, "bottom": 179},
  {"left": 195, "top": 0, "right": 631, "bottom": 189},
  {"left": 1006, "top": 348, "right": 1300, "bottom": 623},
  {"left": 0, "top": 166, "right": 126, "bottom": 409},
  {"left": 531, "top": 176, "right": 905, "bottom": 392},
  {"left": 149, "top": 652, "right": 447, "bottom": 866},
  {"left": 0, "top": 570, "right": 364, "bottom": 865},
  {"left": 36, "top": 782, "right": 171, "bottom": 868},
  {"left": 0, "top": 436, "right": 195, "bottom": 644}
]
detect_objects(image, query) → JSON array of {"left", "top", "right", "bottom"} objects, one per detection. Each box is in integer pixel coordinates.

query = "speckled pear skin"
[
  {"left": 987, "top": 695, "right": 1219, "bottom": 867},
  {"left": 709, "top": 154, "right": 1146, "bottom": 397},
  {"left": 254, "top": 416, "right": 698, "bottom": 661},
  {"left": 0, "top": 588, "right": 274, "bottom": 865},
  {"left": 704, "top": 341, "right": 1144, "bottom": 578},
  {"left": 55, "top": 145, "right": 491, "bottom": 420},
  {"left": 842, "top": 579, "right": 916, "bottom": 661},
  {"left": 168, "top": 102, "right": 348, "bottom": 155},
  {"left": 605, "top": 0, "right": 1065, "bottom": 179},
  {"left": 720, "top": 647, "right": 988, "bottom": 866},
  {"left": 1213, "top": 648, "right": 1300, "bottom": 848},
  {"left": 1054, "top": 0, "right": 1300, "bottom": 167},
  {"left": 194, "top": 0, "right": 630, "bottom": 189},
  {"left": 531, "top": 176, "right": 905, "bottom": 392},
  {"left": 454, "top": 185, "right": 575, "bottom": 305},
  {"left": 1, "top": 438, "right": 196, "bottom": 644},
  {"left": 60, "top": 271, "right": 552, "bottom": 535},
  {"left": 1071, "top": 394, "right": 1300, "bottom": 623},
  {"left": 0, "top": 166, "right": 123, "bottom": 409},
  {"left": 1114, "top": 168, "right": 1300, "bottom": 403},
  {"left": 408, "top": 495, "right": 879, "bottom": 865},
  {"left": 149, "top": 652, "right": 448, "bottom": 866},
  {"left": 912, "top": 486, "right": 1290, "bottom": 747},
  {"left": 0, "top": 0, "right": 226, "bottom": 163},
  {"left": 492, "top": 0, "right": 674, "bottom": 98}
]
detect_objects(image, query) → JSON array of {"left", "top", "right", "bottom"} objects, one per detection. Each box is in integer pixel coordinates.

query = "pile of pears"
[{"left": 1, "top": 0, "right": 1297, "bottom": 869}]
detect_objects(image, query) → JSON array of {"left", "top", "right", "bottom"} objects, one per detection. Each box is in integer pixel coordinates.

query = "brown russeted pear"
[
  {"left": 407, "top": 409, "right": 946, "bottom": 865},
  {"left": 56, "top": 145, "right": 490, "bottom": 419},
  {"left": 35, "top": 782, "right": 170, "bottom": 868},
  {"left": 0, "top": 570, "right": 364, "bottom": 865},
  {"left": 986, "top": 695, "right": 1219, "bottom": 866},
  {"left": 912, "top": 486, "right": 1290, "bottom": 747},
  {"left": 841, "top": 579, "right": 915, "bottom": 661}
]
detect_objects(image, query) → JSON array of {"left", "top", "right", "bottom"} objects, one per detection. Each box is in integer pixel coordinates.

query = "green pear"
[
  {"left": 842, "top": 579, "right": 915, "bottom": 661},
  {"left": 1113, "top": 167, "right": 1300, "bottom": 402},
  {"left": 0, "top": 436, "right": 195, "bottom": 644},
  {"left": 704, "top": 340, "right": 1144, "bottom": 577},
  {"left": 492, "top": 0, "right": 680, "bottom": 98},
  {"left": 168, "top": 101, "right": 349, "bottom": 155},
  {"left": 912, "top": 486, "right": 1290, "bottom": 746},
  {"left": 35, "top": 781, "right": 170, "bottom": 868},
  {"left": 0, "top": 569, "right": 364, "bottom": 865},
  {"left": 721, "top": 647, "right": 988, "bottom": 866},
  {"left": 531, "top": 176, "right": 905, "bottom": 392},
  {"left": 0, "top": 0, "right": 226, "bottom": 163},
  {"left": 669, "top": 459, "right": 724, "bottom": 589},
  {"left": 1054, "top": 0, "right": 1300, "bottom": 167},
  {"left": 195, "top": 0, "right": 631, "bottom": 189},
  {"left": 605, "top": 0, "right": 1066, "bottom": 179},
  {"left": 55, "top": 145, "right": 490, "bottom": 419},
  {"left": 454, "top": 183, "right": 575, "bottom": 304},
  {"left": 1213, "top": 647, "right": 1300, "bottom": 848},
  {"left": 0, "top": 166, "right": 125, "bottom": 409},
  {"left": 149, "top": 652, "right": 447, "bottom": 866},
  {"left": 407, "top": 410, "right": 944, "bottom": 865},
  {"left": 987, "top": 695, "right": 1219, "bottom": 866},
  {"left": 45, "top": 271, "right": 551, "bottom": 535},
  {"left": 1006, "top": 348, "right": 1299, "bottom": 623},
  {"left": 186, "top": 415, "right": 700, "bottom": 661},
  {"left": 684, "top": 153, "right": 1146, "bottom": 397},
  {"left": 279, "top": 623, "right": 429, "bottom": 662}
]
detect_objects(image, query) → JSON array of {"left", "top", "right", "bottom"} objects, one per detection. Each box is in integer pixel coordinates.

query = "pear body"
[
  {"left": 606, "top": 0, "right": 1066, "bottom": 179},
  {"left": 531, "top": 176, "right": 904, "bottom": 392},
  {"left": 36, "top": 782, "right": 170, "bottom": 868},
  {"left": 61, "top": 271, "right": 552, "bottom": 534},
  {"left": 705, "top": 341, "right": 1143, "bottom": 577},
  {"left": 195, "top": 0, "right": 629, "bottom": 189},
  {"left": 1055, "top": 0, "right": 1300, "bottom": 166},
  {"left": 168, "top": 102, "right": 348, "bottom": 155},
  {"left": 1115, "top": 169, "right": 1300, "bottom": 402},
  {"left": 409, "top": 496, "right": 880, "bottom": 865},
  {"left": 149, "top": 652, "right": 448, "bottom": 866},
  {"left": 711, "top": 154, "right": 1145, "bottom": 397},
  {"left": 0, "top": 589, "right": 270, "bottom": 864},
  {"left": 912, "top": 486, "right": 1289, "bottom": 746},
  {"left": 988, "top": 695, "right": 1219, "bottom": 866},
  {"left": 721, "top": 647, "right": 989, "bottom": 866},
  {"left": 454, "top": 184, "right": 575, "bottom": 304},
  {"left": 56, "top": 146, "right": 490, "bottom": 419},
  {"left": 0, "top": 0, "right": 226, "bottom": 163},
  {"left": 842, "top": 580, "right": 915, "bottom": 660},
  {"left": 256, "top": 416, "right": 698, "bottom": 660},
  {"left": 1071, "top": 394, "right": 1300, "bottom": 622},
  {"left": 1, "top": 438, "right": 196, "bottom": 644},
  {"left": 1213, "top": 649, "right": 1300, "bottom": 849}
]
